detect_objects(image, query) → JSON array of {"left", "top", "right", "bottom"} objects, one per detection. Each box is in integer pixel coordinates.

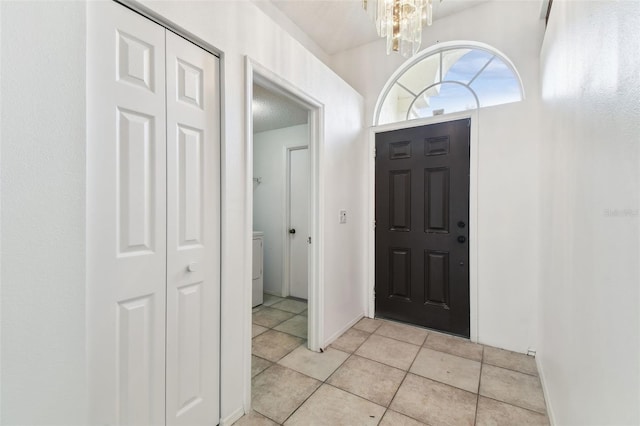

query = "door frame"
[
  {"left": 244, "top": 57, "right": 325, "bottom": 410},
  {"left": 284, "top": 145, "right": 311, "bottom": 299},
  {"left": 367, "top": 110, "right": 480, "bottom": 343}
]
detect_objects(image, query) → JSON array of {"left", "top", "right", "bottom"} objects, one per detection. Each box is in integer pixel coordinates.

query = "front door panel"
[{"left": 375, "top": 119, "right": 470, "bottom": 337}]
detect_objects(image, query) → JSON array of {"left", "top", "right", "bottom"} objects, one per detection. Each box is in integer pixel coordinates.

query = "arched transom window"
[{"left": 375, "top": 42, "right": 524, "bottom": 125}]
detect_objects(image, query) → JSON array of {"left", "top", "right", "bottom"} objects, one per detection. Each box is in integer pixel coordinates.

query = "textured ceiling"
[
  {"left": 269, "top": 0, "right": 491, "bottom": 55},
  {"left": 253, "top": 84, "right": 308, "bottom": 133}
]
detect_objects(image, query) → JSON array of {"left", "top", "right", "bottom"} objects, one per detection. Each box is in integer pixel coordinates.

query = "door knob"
[
  {"left": 289, "top": 228, "right": 296, "bottom": 234},
  {"left": 457, "top": 236, "right": 466, "bottom": 243},
  {"left": 187, "top": 262, "right": 198, "bottom": 272}
]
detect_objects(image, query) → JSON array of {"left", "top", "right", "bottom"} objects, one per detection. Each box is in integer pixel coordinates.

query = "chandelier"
[{"left": 363, "top": 0, "right": 433, "bottom": 57}]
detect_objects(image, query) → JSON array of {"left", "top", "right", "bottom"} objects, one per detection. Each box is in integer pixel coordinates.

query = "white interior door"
[
  {"left": 289, "top": 147, "right": 309, "bottom": 299},
  {"left": 88, "top": 3, "right": 220, "bottom": 425},
  {"left": 87, "top": 2, "right": 167, "bottom": 424},
  {"left": 165, "top": 31, "right": 220, "bottom": 425}
]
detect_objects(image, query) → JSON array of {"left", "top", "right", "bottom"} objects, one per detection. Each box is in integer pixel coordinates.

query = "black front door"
[{"left": 375, "top": 119, "right": 470, "bottom": 337}]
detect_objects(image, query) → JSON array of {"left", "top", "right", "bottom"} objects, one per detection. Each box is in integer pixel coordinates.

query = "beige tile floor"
[{"left": 239, "top": 295, "right": 549, "bottom": 426}]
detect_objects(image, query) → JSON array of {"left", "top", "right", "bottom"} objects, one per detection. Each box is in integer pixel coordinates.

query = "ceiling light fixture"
[{"left": 363, "top": 0, "right": 433, "bottom": 57}]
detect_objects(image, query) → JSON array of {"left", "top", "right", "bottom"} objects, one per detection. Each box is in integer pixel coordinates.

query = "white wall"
[
  {"left": 250, "top": 0, "right": 331, "bottom": 65},
  {"left": 0, "top": 2, "right": 88, "bottom": 424},
  {"left": 0, "top": 0, "right": 366, "bottom": 423},
  {"left": 538, "top": 1, "right": 640, "bottom": 424},
  {"left": 253, "top": 124, "right": 309, "bottom": 296},
  {"left": 331, "top": 1, "right": 545, "bottom": 352}
]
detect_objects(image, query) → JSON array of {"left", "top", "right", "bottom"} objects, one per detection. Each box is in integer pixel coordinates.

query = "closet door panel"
[
  {"left": 87, "top": 2, "right": 167, "bottom": 425},
  {"left": 165, "top": 31, "right": 221, "bottom": 426}
]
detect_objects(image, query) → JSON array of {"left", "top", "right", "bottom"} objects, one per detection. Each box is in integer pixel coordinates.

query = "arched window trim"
[
  {"left": 406, "top": 81, "right": 480, "bottom": 121},
  {"left": 373, "top": 41, "right": 525, "bottom": 126}
]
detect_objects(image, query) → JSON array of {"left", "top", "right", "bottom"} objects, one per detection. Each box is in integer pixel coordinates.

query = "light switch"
[{"left": 339, "top": 210, "right": 347, "bottom": 224}]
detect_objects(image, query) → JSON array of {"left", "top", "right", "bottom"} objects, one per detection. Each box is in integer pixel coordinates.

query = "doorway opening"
[
  {"left": 245, "top": 58, "right": 324, "bottom": 412},
  {"left": 251, "top": 84, "right": 309, "bottom": 305}
]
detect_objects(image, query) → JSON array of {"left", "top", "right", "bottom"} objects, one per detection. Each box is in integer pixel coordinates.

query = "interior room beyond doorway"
[{"left": 252, "top": 83, "right": 310, "bottom": 304}]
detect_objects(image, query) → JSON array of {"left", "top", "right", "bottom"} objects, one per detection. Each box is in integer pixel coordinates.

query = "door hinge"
[
  {"left": 373, "top": 220, "right": 376, "bottom": 229},
  {"left": 467, "top": 118, "right": 471, "bottom": 127},
  {"left": 373, "top": 148, "right": 376, "bottom": 158},
  {"left": 307, "top": 236, "right": 312, "bottom": 244}
]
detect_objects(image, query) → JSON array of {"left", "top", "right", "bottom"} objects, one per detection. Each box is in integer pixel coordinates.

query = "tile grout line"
[
  {"left": 278, "top": 379, "right": 322, "bottom": 425},
  {"left": 251, "top": 405, "right": 283, "bottom": 425},
  {"left": 371, "top": 330, "right": 428, "bottom": 347},
  {"left": 380, "top": 318, "right": 524, "bottom": 367},
  {"left": 375, "top": 332, "right": 428, "bottom": 425},
  {"left": 473, "top": 346, "right": 485, "bottom": 426},
  {"left": 422, "top": 337, "right": 485, "bottom": 363},
  {"left": 275, "top": 341, "right": 308, "bottom": 363},
  {"left": 370, "top": 320, "right": 487, "bottom": 362},
  {"left": 367, "top": 319, "right": 429, "bottom": 345},
  {"left": 482, "top": 360, "right": 540, "bottom": 377},
  {"left": 480, "top": 394, "right": 549, "bottom": 417},
  {"left": 270, "top": 306, "right": 307, "bottom": 315},
  {"left": 391, "top": 364, "right": 482, "bottom": 400},
  {"left": 252, "top": 354, "right": 272, "bottom": 363},
  {"left": 332, "top": 318, "right": 380, "bottom": 353},
  {"left": 420, "top": 344, "right": 483, "bottom": 363},
  {"left": 352, "top": 333, "right": 424, "bottom": 374}
]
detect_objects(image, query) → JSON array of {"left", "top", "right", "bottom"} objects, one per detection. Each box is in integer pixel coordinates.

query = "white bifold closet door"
[
  {"left": 87, "top": 2, "right": 220, "bottom": 425},
  {"left": 165, "top": 28, "right": 220, "bottom": 426}
]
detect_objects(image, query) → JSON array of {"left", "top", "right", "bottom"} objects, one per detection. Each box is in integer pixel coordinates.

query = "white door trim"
[
  {"left": 367, "top": 110, "right": 480, "bottom": 343},
  {"left": 284, "top": 145, "right": 310, "bottom": 299},
  {"left": 244, "top": 57, "right": 325, "bottom": 412}
]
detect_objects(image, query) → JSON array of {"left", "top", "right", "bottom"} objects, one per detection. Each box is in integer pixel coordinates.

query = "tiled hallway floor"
[{"left": 238, "top": 295, "right": 549, "bottom": 426}]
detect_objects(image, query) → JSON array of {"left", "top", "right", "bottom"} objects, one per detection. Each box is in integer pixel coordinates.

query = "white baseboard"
[
  {"left": 536, "top": 355, "right": 556, "bottom": 426},
  {"left": 219, "top": 406, "right": 245, "bottom": 426},
  {"left": 322, "top": 313, "right": 364, "bottom": 349}
]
